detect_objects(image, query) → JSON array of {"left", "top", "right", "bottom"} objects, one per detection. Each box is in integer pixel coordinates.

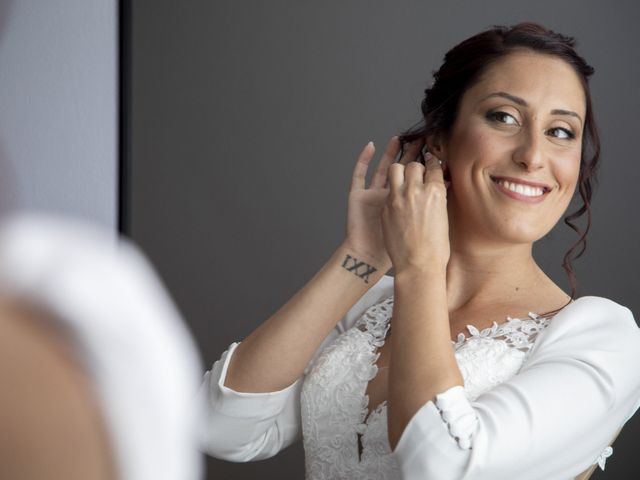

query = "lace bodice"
[
  {"left": 203, "top": 279, "right": 640, "bottom": 480},
  {"left": 300, "top": 294, "right": 554, "bottom": 480}
]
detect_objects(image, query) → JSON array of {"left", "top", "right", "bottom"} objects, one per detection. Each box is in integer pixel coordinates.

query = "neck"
[{"left": 444, "top": 230, "right": 548, "bottom": 313}]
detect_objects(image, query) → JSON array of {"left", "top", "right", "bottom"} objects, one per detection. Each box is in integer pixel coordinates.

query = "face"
[{"left": 436, "top": 50, "right": 586, "bottom": 246}]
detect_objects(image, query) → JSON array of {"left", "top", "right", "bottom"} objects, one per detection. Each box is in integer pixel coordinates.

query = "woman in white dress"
[{"left": 198, "top": 22, "right": 640, "bottom": 479}]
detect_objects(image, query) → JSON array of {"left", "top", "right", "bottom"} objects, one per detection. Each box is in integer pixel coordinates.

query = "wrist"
[
  {"left": 338, "top": 241, "right": 392, "bottom": 273},
  {"left": 394, "top": 264, "right": 447, "bottom": 282},
  {"left": 334, "top": 242, "right": 389, "bottom": 285}
]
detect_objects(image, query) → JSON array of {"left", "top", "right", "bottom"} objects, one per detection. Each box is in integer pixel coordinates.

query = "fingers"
[
  {"left": 387, "top": 159, "right": 403, "bottom": 192},
  {"left": 381, "top": 137, "right": 425, "bottom": 189},
  {"left": 350, "top": 141, "right": 375, "bottom": 191},
  {"left": 389, "top": 160, "right": 427, "bottom": 190},
  {"left": 352, "top": 137, "right": 442, "bottom": 193},
  {"left": 404, "top": 161, "right": 426, "bottom": 187},
  {"left": 388, "top": 152, "right": 447, "bottom": 194},
  {"left": 398, "top": 138, "right": 425, "bottom": 165},
  {"left": 370, "top": 136, "right": 401, "bottom": 189},
  {"left": 423, "top": 152, "right": 445, "bottom": 185}
]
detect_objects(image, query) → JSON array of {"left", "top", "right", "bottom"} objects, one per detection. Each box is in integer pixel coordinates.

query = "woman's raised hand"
[
  {"left": 380, "top": 151, "right": 450, "bottom": 275},
  {"left": 342, "top": 136, "right": 424, "bottom": 274}
]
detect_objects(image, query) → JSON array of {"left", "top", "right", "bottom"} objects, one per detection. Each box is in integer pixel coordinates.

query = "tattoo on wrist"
[{"left": 341, "top": 254, "right": 378, "bottom": 283}]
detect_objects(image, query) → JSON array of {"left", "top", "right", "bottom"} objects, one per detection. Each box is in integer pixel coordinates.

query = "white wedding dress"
[{"left": 199, "top": 275, "right": 640, "bottom": 480}]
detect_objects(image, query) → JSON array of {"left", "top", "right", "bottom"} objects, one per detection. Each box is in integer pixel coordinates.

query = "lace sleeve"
[
  {"left": 392, "top": 297, "right": 640, "bottom": 480},
  {"left": 197, "top": 275, "right": 394, "bottom": 462}
]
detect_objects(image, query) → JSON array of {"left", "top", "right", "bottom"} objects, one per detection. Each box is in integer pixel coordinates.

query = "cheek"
[
  {"left": 449, "top": 125, "right": 486, "bottom": 165},
  {"left": 447, "top": 126, "right": 510, "bottom": 178},
  {"left": 555, "top": 153, "right": 581, "bottom": 190}
]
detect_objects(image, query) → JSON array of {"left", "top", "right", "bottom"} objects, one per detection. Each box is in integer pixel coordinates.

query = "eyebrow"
[{"left": 480, "top": 91, "right": 583, "bottom": 125}]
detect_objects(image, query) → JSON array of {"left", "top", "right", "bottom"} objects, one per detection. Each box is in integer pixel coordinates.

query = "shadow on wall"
[
  {"left": 0, "top": 0, "right": 22, "bottom": 216},
  {"left": 0, "top": 0, "right": 13, "bottom": 42}
]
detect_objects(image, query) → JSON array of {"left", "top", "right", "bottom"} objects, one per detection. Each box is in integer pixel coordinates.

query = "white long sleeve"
[
  {"left": 197, "top": 274, "right": 394, "bottom": 461},
  {"left": 392, "top": 296, "right": 640, "bottom": 480}
]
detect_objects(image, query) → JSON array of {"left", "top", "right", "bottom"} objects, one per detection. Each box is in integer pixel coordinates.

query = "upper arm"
[
  {"left": 392, "top": 297, "right": 640, "bottom": 480},
  {"left": 0, "top": 300, "right": 117, "bottom": 480}
]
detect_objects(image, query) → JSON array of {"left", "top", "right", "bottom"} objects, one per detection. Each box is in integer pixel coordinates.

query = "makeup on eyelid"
[{"left": 484, "top": 110, "right": 576, "bottom": 139}]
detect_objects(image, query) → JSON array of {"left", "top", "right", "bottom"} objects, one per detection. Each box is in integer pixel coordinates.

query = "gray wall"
[
  {"left": 0, "top": 0, "right": 118, "bottom": 230},
  {"left": 130, "top": 2, "right": 640, "bottom": 479}
]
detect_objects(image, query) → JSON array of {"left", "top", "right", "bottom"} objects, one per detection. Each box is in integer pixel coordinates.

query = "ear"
[
  {"left": 425, "top": 133, "right": 451, "bottom": 183},
  {"left": 425, "top": 133, "right": 447, "bottom": 159}
]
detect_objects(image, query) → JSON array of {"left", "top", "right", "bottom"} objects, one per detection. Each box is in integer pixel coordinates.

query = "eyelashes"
[
  {"left": 486, "top": 111, "right": 518, "bottom": 125},
  {"left": 485, "top": 110, "right": 576, "bottom": 140},
  {"left": 547, "top": 126, "right": 575, "bottom": 140}
]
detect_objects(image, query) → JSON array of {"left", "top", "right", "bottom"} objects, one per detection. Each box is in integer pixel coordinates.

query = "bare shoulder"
[{"left": 0, "top": 298, "right": 117, "bottom": 480}]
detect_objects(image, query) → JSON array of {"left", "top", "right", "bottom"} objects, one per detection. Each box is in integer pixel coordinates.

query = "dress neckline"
[
  {"left": 359, "top": 302, "right": 559, "bottom": 426},
  {"left": 449, "top": 310, "right": 557, "bottom": 348},
  {"left": 352, "top": 294, "right": 576, "bottom": 463}
]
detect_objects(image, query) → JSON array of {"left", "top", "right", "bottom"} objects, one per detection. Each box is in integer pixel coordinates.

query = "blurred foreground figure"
[{"left": 0, "top": 213, "right": 204, "bottom": 480}]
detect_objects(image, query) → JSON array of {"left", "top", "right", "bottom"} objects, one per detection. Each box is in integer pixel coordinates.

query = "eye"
[
  {"left": 486, "top": 111, "right": 519, "bottom": 126},
  {"left": 547, "top": 127, "right": 575, "bottom": 140}
]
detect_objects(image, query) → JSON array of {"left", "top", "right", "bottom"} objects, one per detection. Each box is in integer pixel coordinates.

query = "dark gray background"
[{"left": 130, "top": 1, "right": 640, "bottom": 479}]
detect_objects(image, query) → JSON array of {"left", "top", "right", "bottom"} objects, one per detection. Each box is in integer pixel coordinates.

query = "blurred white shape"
[{"left": 0, "top": 212, "right": 204, "bottom": 480}]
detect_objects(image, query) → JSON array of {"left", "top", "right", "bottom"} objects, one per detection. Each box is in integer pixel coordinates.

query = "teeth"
[{"left": 497, "top": 180, "right": 544, "bottom": 197}]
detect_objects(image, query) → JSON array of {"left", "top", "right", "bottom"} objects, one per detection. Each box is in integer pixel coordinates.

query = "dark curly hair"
[{"left": 397, "top": 22, "right": 599, "bottom": 315}]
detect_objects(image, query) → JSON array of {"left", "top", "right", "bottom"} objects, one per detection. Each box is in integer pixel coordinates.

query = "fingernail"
[{"left": 424, "top": 151, "right": 432, "bottom": 159}]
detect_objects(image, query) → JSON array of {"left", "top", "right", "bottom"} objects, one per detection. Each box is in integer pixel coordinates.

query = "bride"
[{"left": 198, "top": 22, "right": 640, "bottom": 480}]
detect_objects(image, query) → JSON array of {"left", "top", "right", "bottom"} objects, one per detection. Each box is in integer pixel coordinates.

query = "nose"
[{"left": 512, "top": 128, "right": 545, "bottom": 171}]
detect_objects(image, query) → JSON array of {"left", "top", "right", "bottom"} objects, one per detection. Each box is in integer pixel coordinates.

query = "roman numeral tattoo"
[{"left": 341, "top": 254, "right": 378, "bottom": 283}]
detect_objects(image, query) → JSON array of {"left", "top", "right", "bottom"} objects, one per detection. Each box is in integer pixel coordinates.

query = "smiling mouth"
[{"left": 490, "top": 176, "right": 551, "bottom": 202}]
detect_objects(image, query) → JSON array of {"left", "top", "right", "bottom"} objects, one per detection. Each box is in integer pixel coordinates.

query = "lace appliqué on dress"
[
  {"left": 300, "top": 295, "right": 554, "bottom": 480},
  {"left": 451, "top": 311, "right": 552, "bottom": 354},
  {"left": 300, "top": 296, "right": 399, "bottom": 480}
]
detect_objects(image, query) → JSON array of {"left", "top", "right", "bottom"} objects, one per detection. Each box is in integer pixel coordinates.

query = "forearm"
[
  {"left": 224, "top": 242, "right": 389, "bottom": 393},
  {"left": 387, "top": 267, "right": 464, "bottom": 450}
]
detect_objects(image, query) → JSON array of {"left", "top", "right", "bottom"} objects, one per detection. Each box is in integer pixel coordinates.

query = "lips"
[
  {"left": 490, "top": 175, "right": 552, "bottom": 192},
  {"left": 490, "top": 175, "right": 552, "bottom": 203}
]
